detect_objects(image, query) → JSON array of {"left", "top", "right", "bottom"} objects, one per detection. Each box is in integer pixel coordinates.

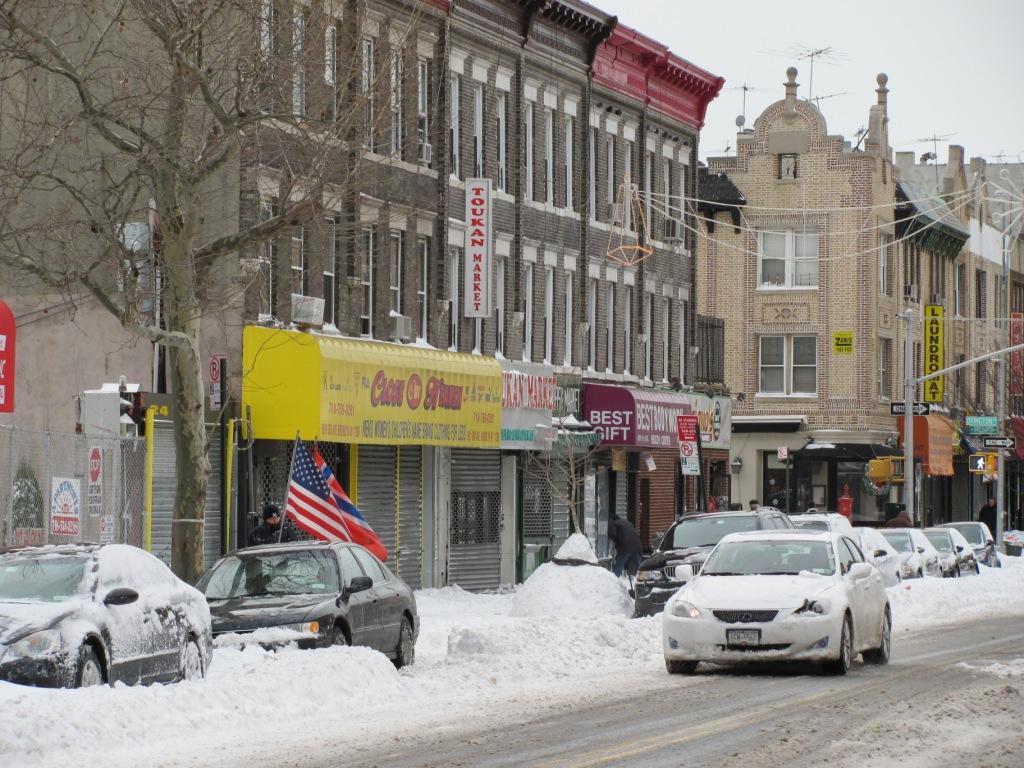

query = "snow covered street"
[{"left": 3, "top": 556, "right": 1024, "bottom": 768}]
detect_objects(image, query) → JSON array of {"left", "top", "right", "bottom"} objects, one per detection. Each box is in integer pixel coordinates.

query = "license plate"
[{"left": 727, "top": 629, "right": 761, "bottom": 645}]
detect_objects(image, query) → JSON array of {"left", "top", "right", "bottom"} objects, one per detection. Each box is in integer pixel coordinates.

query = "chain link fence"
[{"left": 1, "top": 425, "right": 147, "bottom": 549}]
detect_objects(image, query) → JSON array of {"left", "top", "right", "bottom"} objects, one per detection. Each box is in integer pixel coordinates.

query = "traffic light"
[
  {"left": 969, "top": 453, "right": 998, "bottom": 474},
  {"left": 867, "top": 458, "right": 893, "bottom": 483}
]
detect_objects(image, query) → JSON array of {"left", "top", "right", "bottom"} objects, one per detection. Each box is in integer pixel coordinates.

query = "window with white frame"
[
  {"left": 523, "top": 262, "right": 534, "bottom": 362},
  {"left": 495, "top": 257, "right": 505, "bottom": 355},
  {"left": 661, "top": 298, "right": 670, "bottom": 381},
  {"left": 759, "top": 335, "right": 817, "bottom": 395},
  {"left": 564, "top": 117, "right": 574, "bottom": 210},
  {"left": 448, "top": 246, "right": 461, "bottom": 349},
  {"left": 879, "top": 233, "right": 892, "bottom": 296},
  {"left": 473, "top": 84, "right": 483, "bottom": 177},
  {"left": 544, "top": 108, "right": 554, "bottom": 204},
  {"left": 449, "top": 74, "right": 461, "bottom": 178},
  {"left": 291, "top": 8, "right": 305, "bottom": 117},
  {"left": 389, "top": 231, "right": 403, "bottom": 315},
  {"left": 623, "top": 140, "right": 633, "bottom": 231},
  {"left": 391, "top": 56, "right": 403, "bottom": 157},
  {"left": 662, "top": 158, "right": 674, "bottom": 238},
  {"left": 878, "top": 337, "right": 892, "bottom": 400},
  {"left": 588, "top": 128, "right": 596, "bottom": 219},
  {"left": 525, "top": 102, "right": 534, "bottom": 200},
  {"left": 258, "top": 199, "right": 276, "bottom": 316},
  {"left": 605, "top": 283, "right": 615, "bottom": 372},
  {"left": 605, "top": 134, "right": 615, "bottom": 217},
  {"left": 361, "top": 38, "right": 374, "bottom": 148},
  {"left": 644, "top": 152, "right": 652, "bottom": 233},
  {"left": 417, "top": 235, "right": 429, "bottom": 339},
  {"left": 643, "top": 296, "right": 652, "bottom": 380},
  {"left": 544, "top": 266, "right": 554, "bottom": 363},
  {"left": 496, "top": 93, "right": 507, "bottom": 191},
  {"left": 360, "top": 226, "right": 375, "bottom": 336},
  {"left": 324, "top": 25, "right": 337, "bottom": 120},
  {"left": 416, "top": 59, "right": 430, "bottom": 165},
  {"left": 260, "top": 0, "right": 275, "bottom": 57},
  {"left": 323, "top": 217, "right": 337, "bottom": 326},
  {"left": 563, "top": 270, "right": 573, "bottom": 366},
  {"left": 587, "top": 278, "right": 597, "bottom": 369},
  {"left": 623, "top": 285, "right": 632, "bottom": 375},
  {"left": 954, "top": 263, "right": 965, "bottom": 316},
  {"left": 291, "top": 225, "right": 306, "bottom": 296},
  {"left": 678, "top": 301, "right": 687, "bottom": 383},
  {"left": 758, "top": 229, "right": 818, "bottom": 288}
]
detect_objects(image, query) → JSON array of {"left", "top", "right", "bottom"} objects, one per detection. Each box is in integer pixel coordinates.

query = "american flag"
[{"left": 283, "top": 441, "right": 349, "bottom": 542}]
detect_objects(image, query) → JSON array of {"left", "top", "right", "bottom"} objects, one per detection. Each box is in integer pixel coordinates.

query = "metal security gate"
[
  {"left": 449, "top": 449, "right": 501, "bottom": 591},
  {"left": 356, "top": 445, "right": 398, "bottom": 562},
  {"left": 151, "top": 422, "right": 222, "bottom": 569},
  {"left": 397, "top": 446, "right": 423, "bottom": 588},
  {"left": 357, "top": 445, "right": 422, "bottom": 584}
]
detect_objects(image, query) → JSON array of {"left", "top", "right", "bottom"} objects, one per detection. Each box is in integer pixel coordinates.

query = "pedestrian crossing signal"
[{"left": 969, "top": 453, "right": 997, "bottom": 474}]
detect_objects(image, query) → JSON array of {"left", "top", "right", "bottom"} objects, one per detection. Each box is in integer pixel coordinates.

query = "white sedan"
[
  {"left": 663, "top": 530, "right": 891, "bottom": 676},
  {"left": 854, "top": 526, "right": 902, "bottom": 587}
]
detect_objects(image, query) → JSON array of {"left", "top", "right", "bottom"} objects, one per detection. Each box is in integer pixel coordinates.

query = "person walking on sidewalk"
[{"left": 608, "top": 512, "right": 643, "bottom": 577}]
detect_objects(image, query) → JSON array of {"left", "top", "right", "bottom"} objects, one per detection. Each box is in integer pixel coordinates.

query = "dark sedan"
[
  {"left": 196, "top": 541, "right": 418, "bottom": 667},
  {"left": 0, "top": 544, "right": 213, "bottom": 688},
  {"left": 632, "top": 510, "right": 795, "bottom": 617}
]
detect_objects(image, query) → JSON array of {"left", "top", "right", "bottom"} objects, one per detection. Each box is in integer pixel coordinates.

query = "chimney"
[
  {"left": 784, "top": 67, "right": 798, "bottom": 113},
  {"left": 947, "top": 144, "right": 964, "bottom": 172},
  {"left": 968, "top": 156, "right": 986, "bottom": 177},
  {"left": 895, "top": 152, "right": 915, "bottom": 172}
]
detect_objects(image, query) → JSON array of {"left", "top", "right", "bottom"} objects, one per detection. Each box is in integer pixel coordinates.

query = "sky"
[{"left": 597, "top": 0, "right": 1024, "bottom": 166}]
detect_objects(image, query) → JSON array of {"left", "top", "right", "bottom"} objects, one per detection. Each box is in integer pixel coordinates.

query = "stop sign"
[{"left": 88, "top": 447, "right": 102, "bottom": 485}]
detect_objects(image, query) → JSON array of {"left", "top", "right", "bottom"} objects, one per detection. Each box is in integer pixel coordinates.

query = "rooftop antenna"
[
  {"left": 757, "top": 45, "right": 847, "bottom": 99},
  {"left": 852, "top": 125, "right": 868, "bottom": 151},
  {"left": 809, "top": 90, "right": 847, "bottom": 109},
  {"left": 916, "top": 132, "right": 956, "bottom": 188},
  {"left": 729, "top": 82, "right": 768, "bottom": 122}
]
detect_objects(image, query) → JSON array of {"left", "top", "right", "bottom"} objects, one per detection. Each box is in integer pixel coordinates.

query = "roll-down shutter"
[
  {"left": 449, "top": 449, "right": 501, "bottom": 591},
  {"left": 356, "top": 445, "right": 397, "bottom": 562},
  {"left": 396, "top": 446, "right": 423, "bottom": 588}
]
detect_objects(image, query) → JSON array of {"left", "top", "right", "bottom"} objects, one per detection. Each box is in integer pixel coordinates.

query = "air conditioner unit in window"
[
  {"left": 419, "top": 142, "right": 433, "bottom": 165},
  {"left": 391, "top": 313, "right": 412, "bottom": 341},
  {"left": 903, "top": 284, "right": 919, "bottom": 302}
]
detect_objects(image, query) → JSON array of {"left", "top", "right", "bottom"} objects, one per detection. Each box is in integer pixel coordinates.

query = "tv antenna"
[
  {"left": 809, "top": 91, "right": 847, "bottom": 109},
  {"left": 729, "top": 82, "right": 768, "bottom": 122},
  {"left": 757, "top": 45, "right": 847, "bottom": 99},
  {"left": 915, "top": 133, "right": 956, "bottom": 187},
  {"left": 852, "top": 125, "right": 867, "bottom": 151}
]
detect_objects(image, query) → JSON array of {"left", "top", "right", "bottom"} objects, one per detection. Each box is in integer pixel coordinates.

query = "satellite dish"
[{"left": 735, "top": 114, "right": 746, "bottom": 129}]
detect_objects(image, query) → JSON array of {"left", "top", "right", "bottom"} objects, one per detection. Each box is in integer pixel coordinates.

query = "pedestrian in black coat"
[
  {"left": 978, "top": 497, "right": 998, "bottom": 535},
  {"left": 247, "top": 503, "right": 294, "bottom": 546},
  {"left": 608, "top": 513, "right": 643, "bottom": 577}
]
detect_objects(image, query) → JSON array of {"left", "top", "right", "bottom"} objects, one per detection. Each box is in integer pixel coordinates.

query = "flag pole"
[{"left": 279, "top": 432, "right": 301, "bottom": 543}]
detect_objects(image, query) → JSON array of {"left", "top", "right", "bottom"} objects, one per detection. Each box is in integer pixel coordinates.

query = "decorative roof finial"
[{"left": 784, "top": 67, "right": 799, "bottom": 113}]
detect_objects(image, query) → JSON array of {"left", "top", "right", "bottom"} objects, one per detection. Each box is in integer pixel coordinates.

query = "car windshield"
[
  {"left": 702, "top": 540, "right": 835, "bottom": 576},
  {"left": 0, "top": 556, "right": 88, "bottom": 602},
  {"left": 667, "top": 516, "right": 761, "bottom": 550},
  {"left": 792, "top": 520, "right": 828, "bottom": 531},
  {"left": 948, "top": 524, "right": 985, "bottom": 546},
  {"left": 924, "top": 531, "right": 952, "bottom": 552},
  {"left": 198, "top": 549, "right": 340, "bottom": 599},
  {"left": 881, "top": 531, "right": 913, "bottom": 553}
]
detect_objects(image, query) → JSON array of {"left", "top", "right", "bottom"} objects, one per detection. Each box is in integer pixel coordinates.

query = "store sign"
[
  {"left": 554, "top": 374, "right": 582, "bottom": 420},
  {"left": 0, "top": 299, "right": 15, "bottom": 413},
  {"left": 1011, "top": 312, "right": 1023, "bottom": 397},
  {"left": 464, "top": 178, "right": 492, "bottom": 318},
  {"left": 677, "top": 414, "right": 701, "bottom": 476},
  {"left": 242, "top": 326, "right": 503, "bottom": 448},
  {"left": 87, "top": 446, "right": 103, "bottom": 518},
  {"left": 923, "top": 304, "right": 944, "bottom": 403},
  {"left": 832, "top": 331, "right": 854, "bottom": 355},
  {"left": 50, "top": 478, "right": 81, "bottom": 537},
  {"left": 500, "top": 360, "right": 557, "bottom": 450}
]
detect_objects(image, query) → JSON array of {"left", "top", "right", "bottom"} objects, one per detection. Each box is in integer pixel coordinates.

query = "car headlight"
[
  {"left": 900, "top": 563, "right": 913, "bottom": 576},
  {"left": 636, "top": 570, "right": 663, "bottom": 583},
  {"left": 793, "top": 598, "right": 831, "bottom": 616},
  {"left": 9, "top": 629, "right": 63, "bottom": 658},
  {"left": 669, "top": 600, "right": 702, "bottom": 619},
  {"left": 284, "top": 621, "right": 320, "bottom": 634}
]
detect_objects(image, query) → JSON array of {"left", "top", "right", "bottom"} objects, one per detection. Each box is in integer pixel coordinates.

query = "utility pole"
[
  {"left": 903, "top": 308, "right": 916, "bottom": 524},
  {"left": 996, "top": 225, "right": 1010, "bottom": 545}
]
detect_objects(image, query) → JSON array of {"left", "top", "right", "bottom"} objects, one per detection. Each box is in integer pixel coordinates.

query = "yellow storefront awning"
[{"left": 242, "top": 326, "right": 503, "bottom": 447}]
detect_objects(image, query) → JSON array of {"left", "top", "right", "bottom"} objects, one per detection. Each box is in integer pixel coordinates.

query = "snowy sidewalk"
[{"left": 2, "top": 556, "right": 1023, "bottom": 768}]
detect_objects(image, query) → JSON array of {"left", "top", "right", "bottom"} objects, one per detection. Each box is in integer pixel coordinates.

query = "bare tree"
[
  {"left": 0, "top": 0, "right": 428, "bottom": 580},
  {"left": 525, "top": 434, "right": 602, "bottom": 540}
]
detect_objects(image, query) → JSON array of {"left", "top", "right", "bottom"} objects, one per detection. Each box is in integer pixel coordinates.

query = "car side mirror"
[
  {"left": 987, "top": 539, "right": 995, "bottom": 547},
  {"left": 955, "top": 545, "right": 964, "bottom": 553},
  {"left": 873, "top": 549, "right": 888, "bottom": 559},
  {"left": 847, "top": 562, "right": 872, "bottom": 580},
  {"left": 642, "top": 547, "right": 654, "bottom": 558},
  {"left": 104, "top": 587, "right": 139, "bottom": 606},
  {"left": 915, "top": 547, "right": 926, "bottom": 554},
  {"left": 345, "top": 576, "right": 373, "bottom": 595},
  {"left": 674, "top": 564, "right": 695, "bottom": 582}
]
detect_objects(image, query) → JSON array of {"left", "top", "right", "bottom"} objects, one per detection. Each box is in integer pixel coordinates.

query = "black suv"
[{"left": 632, "top": 510, "right": 794, "bottom": 617}]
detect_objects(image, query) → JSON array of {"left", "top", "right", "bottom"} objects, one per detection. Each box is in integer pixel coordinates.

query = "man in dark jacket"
[
  {"left": 608, "top": 512, "right": 643, "bottom": 577},
  {"left": 247, "top": 503, "right": 293, "bottom": 546},
  {"left": 978, "top": 497, "right": 997, "bottom": 534},
  {"left": 885, "top": 509, "right": 913, "bottom": 528}
]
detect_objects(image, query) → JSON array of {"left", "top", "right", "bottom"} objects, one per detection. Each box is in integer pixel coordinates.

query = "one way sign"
[
  {"left": 983, "top": 436, "right": 1016, "bottom": 450},
  {"left": 890, "top": 401, "right": 930, "bottom": 416}
]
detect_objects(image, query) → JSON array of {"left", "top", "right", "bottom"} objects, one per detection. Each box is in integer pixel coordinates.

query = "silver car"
[
  {"left": 880, "top": 529, "right": 942, "bottom": 579},
  {"left": 854, "top": 527, "right": 902, "bottom": 587}
]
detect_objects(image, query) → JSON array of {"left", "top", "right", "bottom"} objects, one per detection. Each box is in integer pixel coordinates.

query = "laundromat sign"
[{"left": 241, "top": 326, "right": 503, "bottom": 447}]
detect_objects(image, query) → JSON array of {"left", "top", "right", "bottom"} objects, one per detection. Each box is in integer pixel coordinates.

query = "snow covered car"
[
  {"left": 880, "top": 528, "right": 942, "bottom": 579},
  {"left": 633, "top": 510, "right": 795, "bottom": 617},
  {"left": 197, "top": 541, "right": 418, "bottom": 667},
  {"left": 853, "top": 526, "right": 901, "bottom": 587},
  {"left": 0, "top": 544, "right": 212, "bottom": 688},
  {"left": 924, "top": 528, "right": 978, "bottom": 577},
  {"left": 662, "top": 530, "right": 891, "bottom": 676},
  {"left": 937, "top": 522, "right": 1002, "bottom": 568},
  {"left": 790, "top": 512, "right": 853, "bottom": 533}
]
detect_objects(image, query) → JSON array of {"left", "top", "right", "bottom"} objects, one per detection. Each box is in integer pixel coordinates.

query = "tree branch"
[{"left": 193, "top": 197, "right": 318, "bottom": 262}]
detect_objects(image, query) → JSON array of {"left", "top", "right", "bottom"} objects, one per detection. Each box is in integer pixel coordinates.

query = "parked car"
[
  {"left": 633, "top": 510, "right": 795, "bottom": 617},
  {"left": 853, "top": 527, "right": 902, "bottom": 587},
  {"left": 947, "top": 527, "right": 980, "bottom": 575},
  {"left": 924, "top": 528, "right": 978, "bottom": 577},
  {"left": 790, "top": 512, "right": 854, "bottom": 533},
  {"left": 937, "top": 522, "right": 1002, "bottom": 568},
  {"left": 662, "top": 530, "right": 891, "bottom": 675},
  {"left": 197, "top": 541, "right": 417, "bottom": 667},
  {"left": 0, "top": 544, "right": 212, "bottom": 688},
  {"left": 880, "top": 529, "right": 942, "bottom": 579}
]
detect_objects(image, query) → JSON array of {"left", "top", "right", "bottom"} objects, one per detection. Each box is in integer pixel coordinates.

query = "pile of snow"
[
  {"left": 957, "top": 658, "right": 1024, "bottom": 678},
  {"left": 553, "top": 532, "right": 598, "bottom": 564},
  {"left": 212, "top": 627, "right": 316, "bottom": 649}
]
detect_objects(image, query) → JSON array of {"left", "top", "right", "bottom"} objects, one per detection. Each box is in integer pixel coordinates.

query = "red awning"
[{"left": 1011, "top": 416, "right": 1024, "bottom": 461}]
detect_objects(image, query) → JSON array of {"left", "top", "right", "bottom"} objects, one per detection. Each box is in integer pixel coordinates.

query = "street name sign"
[
  {"left": 890, "top": 401, "right": 930, "bottom": 416},
  {"left": 966, "top": 415, "right": 999, "bottom": 435}
]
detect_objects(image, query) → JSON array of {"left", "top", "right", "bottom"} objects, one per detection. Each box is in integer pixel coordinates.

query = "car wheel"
[
  {"left": 863, "top": 609, "right": 891, "bottom": 666},
  {"left": 393, "top": 616, "right": 414, "bottom": 669},
  {"left": 179, "top": 639, "right": 204, "bottom": 682},
  {"left": 825, "top": 615, "right": 852, "bottom": 676},
  {"left": 917, "top": 569, "right": 923, "bottom": 579},
  {"left": 666, "top": 659, "right": 698, "bottom": 675},
  {"left": 76, "top": 645, "right": 105, "bottom": 688},
  {"left": 328, "top": 623, "right": 349, "bottom": 647}
]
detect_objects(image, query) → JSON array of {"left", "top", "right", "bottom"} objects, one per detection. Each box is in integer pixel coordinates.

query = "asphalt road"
[{"left": 330, "top": 615, "right": 1024, "bottom": 768}]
